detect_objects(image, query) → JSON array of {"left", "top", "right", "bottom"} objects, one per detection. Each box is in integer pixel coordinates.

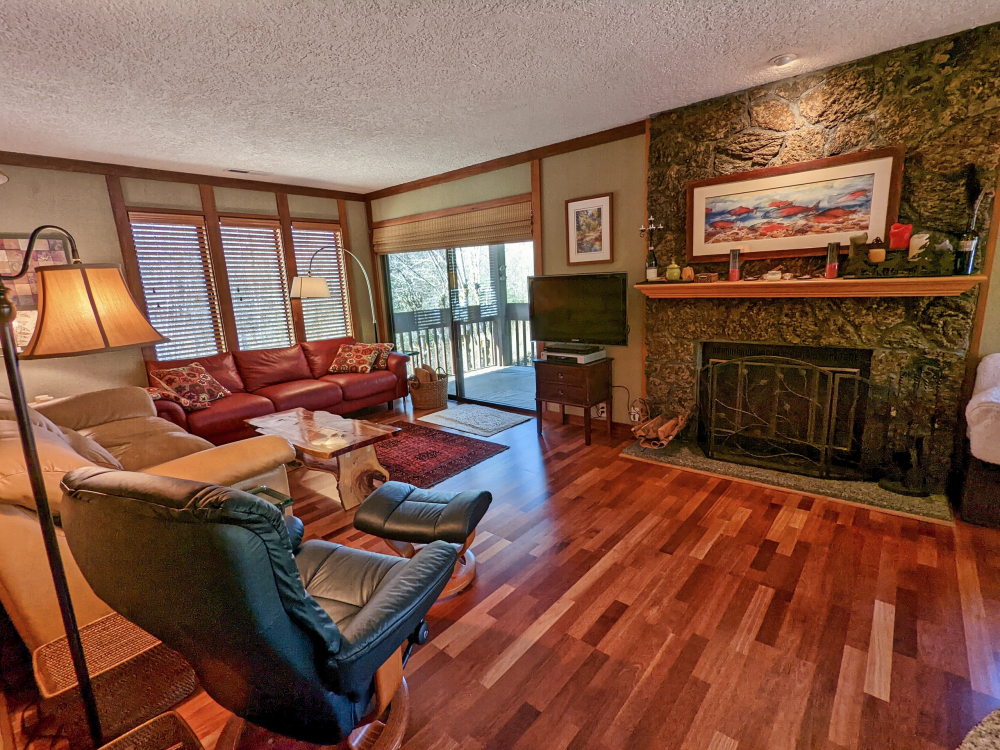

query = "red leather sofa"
[{"left": 146, "top": 337, "right": 409, "bottom": 445}]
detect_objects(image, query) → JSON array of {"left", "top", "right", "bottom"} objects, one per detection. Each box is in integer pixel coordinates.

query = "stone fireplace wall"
[
  {"left": 643, "top": 23, "right": 1000, "bottom": 488},
  {"left": 646, "top": 23, "right": 1000, "bottom": 277},
  {"left": 646, "top": 296, "right": 970, "bottom": 488}
]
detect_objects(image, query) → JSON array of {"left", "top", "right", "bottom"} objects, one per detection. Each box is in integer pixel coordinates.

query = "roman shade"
[{"left": 372, "top": 200, "right": 532, "bottom": 255}]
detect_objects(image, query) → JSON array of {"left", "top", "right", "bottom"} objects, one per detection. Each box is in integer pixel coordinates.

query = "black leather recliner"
[{"left": 59, "top": 467, "right": 457, "bottom": 746}]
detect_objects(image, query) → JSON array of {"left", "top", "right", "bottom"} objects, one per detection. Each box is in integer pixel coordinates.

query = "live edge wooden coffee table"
[{"left": 246, "top": 408, "right": 400, "bottom": 510}]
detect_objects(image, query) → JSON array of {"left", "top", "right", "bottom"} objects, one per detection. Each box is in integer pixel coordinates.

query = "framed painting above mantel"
[{"left": 686, "top": 147, "right": 904, "bottom": 263}]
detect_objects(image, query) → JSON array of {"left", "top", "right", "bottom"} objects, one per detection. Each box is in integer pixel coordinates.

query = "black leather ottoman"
[{"left": 354, "top": 481, "right": 492, "bottom": 598}]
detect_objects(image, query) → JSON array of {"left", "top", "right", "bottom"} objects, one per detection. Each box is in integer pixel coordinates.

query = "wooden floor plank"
[{"left": 147, "top": 400, "right": 1000, "bottom": 750}]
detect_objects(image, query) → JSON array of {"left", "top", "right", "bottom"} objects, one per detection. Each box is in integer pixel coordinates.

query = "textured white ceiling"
[{"left": 1, "top": 1, "right": 998, "bottom": 193}]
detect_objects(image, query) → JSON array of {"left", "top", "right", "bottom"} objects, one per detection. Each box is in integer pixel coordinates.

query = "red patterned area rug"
[{"left": 375, "top": 422, "right": 508, "bottom": 487}]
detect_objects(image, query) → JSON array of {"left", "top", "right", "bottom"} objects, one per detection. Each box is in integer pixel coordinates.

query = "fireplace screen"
[{"left": 698, "top": 344, "right": 873, "bottom": 479}]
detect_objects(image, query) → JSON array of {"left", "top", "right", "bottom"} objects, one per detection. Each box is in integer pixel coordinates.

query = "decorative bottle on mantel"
[
  {"left": 645, "top": 245, "right": 658, "bottom": 281},
  {"left": 955, "top": 189, "right": 989, "bottom": 275}
]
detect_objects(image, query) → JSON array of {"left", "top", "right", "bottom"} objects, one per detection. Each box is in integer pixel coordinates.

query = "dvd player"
[{"left": 540, "top": 345, "right": 607, "bottom": 364}]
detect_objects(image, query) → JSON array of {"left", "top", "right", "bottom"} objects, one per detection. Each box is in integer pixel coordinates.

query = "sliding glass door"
[{"left": 385, "top": 242, "right": 534, "bottom": 410}]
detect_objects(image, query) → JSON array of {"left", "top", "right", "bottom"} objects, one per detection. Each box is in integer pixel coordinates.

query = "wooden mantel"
[{"left": 636, "top": 274, "right": 987, "bottom": 299}]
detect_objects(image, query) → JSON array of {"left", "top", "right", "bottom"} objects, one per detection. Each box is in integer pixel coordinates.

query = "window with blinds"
[
  {"left": 291, "top": 223, "right": 353, "bottom": 340},
  {"left": 218, "top": 218, "right": 296, "bottom": 351},
  {"left": 128, "top": 212, "right": 225, "bottom": 360}
]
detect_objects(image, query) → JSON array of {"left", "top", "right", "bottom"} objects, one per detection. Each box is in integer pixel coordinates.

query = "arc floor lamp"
[
  {"left": 289, "top": 242, "right": 380, "bottom": 342},
  {"left": 1, "top": 224, "right": 167, "bottom": 748}
]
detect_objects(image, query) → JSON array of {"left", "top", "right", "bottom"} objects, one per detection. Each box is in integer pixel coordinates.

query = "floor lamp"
[
  {"left": 290, "top": 243, "right": 381, "bottom": 342},
  {"left": 0, "top": 225, "right": 168, "bottom": 748}
]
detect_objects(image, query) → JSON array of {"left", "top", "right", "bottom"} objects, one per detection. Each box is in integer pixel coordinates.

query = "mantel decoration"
[
  {"left": 566, "top": 193, "right": 613, "bottom": 265},
  {"left": 687, "top": 147, "right": 904, "bottom": 262}
]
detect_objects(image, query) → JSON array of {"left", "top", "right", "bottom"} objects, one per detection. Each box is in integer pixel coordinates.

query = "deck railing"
[{"left": 392, "top": 303, "right": 532, "bottom": 375}]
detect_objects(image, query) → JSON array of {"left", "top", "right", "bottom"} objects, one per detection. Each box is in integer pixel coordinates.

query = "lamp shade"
[
  {"left": 290, "top": 276, "right": 331, "bottom": 299},
  {"left": 20, "top": 263, "right": 168, "bottom": 359}
]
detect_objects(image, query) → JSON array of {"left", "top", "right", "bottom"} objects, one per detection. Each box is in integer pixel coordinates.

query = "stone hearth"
[{"left": 644, "top": 294, "right": 974, "bottom": 491}]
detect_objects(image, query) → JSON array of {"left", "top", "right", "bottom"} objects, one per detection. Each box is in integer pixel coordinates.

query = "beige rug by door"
[{"left": 418, "top": 404, "right": 531, "bottom": 437}]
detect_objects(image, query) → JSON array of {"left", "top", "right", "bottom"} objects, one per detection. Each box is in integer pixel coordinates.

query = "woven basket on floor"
[
  {"left": 32, "top": 613, "right": 197, "bottom": 747},
  {"left": 408, "top": 371, "right": 449, "bottom": 410}
]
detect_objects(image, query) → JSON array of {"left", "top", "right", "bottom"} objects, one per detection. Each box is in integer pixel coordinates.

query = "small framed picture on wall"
[{"left": 566, "top": 193, "right": 613, "bottom": 265}]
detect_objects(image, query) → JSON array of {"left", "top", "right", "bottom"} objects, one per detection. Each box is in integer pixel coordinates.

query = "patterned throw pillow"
[
  {"left": 145, "top": 385, "right": 210, "bottom": 412},
  {"left": 329, "top": 343, "right": 380, "bottom": 374},
  {"left": 372, "top": 343, "right": 394, "bottom": 371},
  {"left": 149, "top": 362, "right": 231, "bottom": 405}
]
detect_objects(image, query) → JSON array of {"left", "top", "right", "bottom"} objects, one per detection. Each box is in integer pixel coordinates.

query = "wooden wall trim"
[
  {"left": 337, "top": 198, "right": 363, "bottom": 339},
  {"left": 365, "top": 199, "right": 390, "bottom": 342},
  {"left": 365, "top": 121, "right": 647, "bottom": 201},
  {"left": 956, "top": 189, "right": 999, "bottom": 461},
  {"left": 531, "top": 159, "right": 543, "bottom": 359},
  {"left": 276, "top": 193, "right": 307, "bottom": 343},
  {"left": 641, "top": 118, "right": 651, "bottom": 399},
  {"left": 0, "top": 150, "right": 365, "bottom": 201},
  {"left": 106, "top": 174, "right": 156, "bottom": 361},
  {"left": 5, "top": 121, "right": 645, "bottom": 206},
  {"left": 530, "top": 161, "right": 543, "bottom": 276},
  {"left": 370, "top": 193, "right": 533, "bottom": 229},
  {"left": 106, "top": 176, "right": 147, "bottom": 314},
  {"left": 969, "top": 188, "right": 1000, "bottom": 361},
  {"left": 199, "top": 185, "right": 241, "bottom": 350}
]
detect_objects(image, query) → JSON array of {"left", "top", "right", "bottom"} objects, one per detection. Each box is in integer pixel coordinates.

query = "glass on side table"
[{"left": 247, "top": 485, "right": 294, "bottom": 516}]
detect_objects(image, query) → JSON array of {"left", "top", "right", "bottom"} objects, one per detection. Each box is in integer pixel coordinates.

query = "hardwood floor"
[{"left": 176, "top": 400, "right": 1000, "bottom": 750}]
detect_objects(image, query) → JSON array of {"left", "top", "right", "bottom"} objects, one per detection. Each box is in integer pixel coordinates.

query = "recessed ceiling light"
[
  {"left": 0, "top": 169, "right": 8, "bottom": 185},
  {"left": 769, "top": 53, "right": 798, "bottom": 67}
]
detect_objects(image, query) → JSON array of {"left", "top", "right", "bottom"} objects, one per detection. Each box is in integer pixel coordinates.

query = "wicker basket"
[{"left": 408, "top": 369, "right": 449, "bottom": 410}]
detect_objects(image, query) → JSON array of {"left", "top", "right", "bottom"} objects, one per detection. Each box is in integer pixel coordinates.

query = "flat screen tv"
[{"left": 528, "top": 273, "right": 628, "bottom": 346}]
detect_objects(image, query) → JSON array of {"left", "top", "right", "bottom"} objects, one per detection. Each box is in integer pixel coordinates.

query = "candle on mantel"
[
  {"left": 889, "top": 222, "right": 913, "bottom": 250},
  {"left": 909, "top": 233, "right": 930, "bottom": 259},
  {"left": 825, "top": 242, "right": 841, "bottom": 279}
]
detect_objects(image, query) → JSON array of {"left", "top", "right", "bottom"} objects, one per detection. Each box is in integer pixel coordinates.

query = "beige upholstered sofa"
[{"left": 0, "top": 386, "right": 295, "bottom": 685}]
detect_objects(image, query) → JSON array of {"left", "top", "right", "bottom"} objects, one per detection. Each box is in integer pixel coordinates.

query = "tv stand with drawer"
[{"left": 534, "top": 358, "right": 612, "bottom": 445}]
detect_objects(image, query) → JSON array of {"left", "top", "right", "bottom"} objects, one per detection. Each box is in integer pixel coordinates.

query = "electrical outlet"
[{"left": 591, "top": 403, "right": 607, "bottom": 418}]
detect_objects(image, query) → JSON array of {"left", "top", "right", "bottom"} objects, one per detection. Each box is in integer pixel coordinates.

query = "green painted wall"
[
  {"left": 120, "top": 177, "right": 202, "bottom": 210},
  {"left": 287, "top": 194, "right": 339, "bottom": 220},
  {"left": 540, "top": 136, "right": 648, "bottom": 424},
  {"left": 343, "top": 200, "right": 377, "bottom": 342},
  {"left": 370, "top": 163, "right": 531, "bottom": 222},
  {"left": 0, "top": 164, "right": 147, "bottom": 400}
]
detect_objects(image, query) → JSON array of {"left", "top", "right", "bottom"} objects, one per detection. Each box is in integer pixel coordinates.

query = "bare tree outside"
[{"left": 387, "top": 242, "right": 536, "bottom": 409}]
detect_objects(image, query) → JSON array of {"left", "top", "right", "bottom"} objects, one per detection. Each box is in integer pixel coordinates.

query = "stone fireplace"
[{"left": 644, "top": 294, "right": 973, "bottom": 492}]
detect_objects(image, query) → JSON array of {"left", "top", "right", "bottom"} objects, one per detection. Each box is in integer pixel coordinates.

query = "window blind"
[
  {"left": 291, "top": 223, "right": 353, "bottom": 340},
  {"left": 219, "top": 218, "right": 296, "bottom": 351},
  {"left": 128, "top": 212, "right": 225, "bottom": 360},
  {"left": 372, "top": 200, "right": 532, "bottom": 255}
]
